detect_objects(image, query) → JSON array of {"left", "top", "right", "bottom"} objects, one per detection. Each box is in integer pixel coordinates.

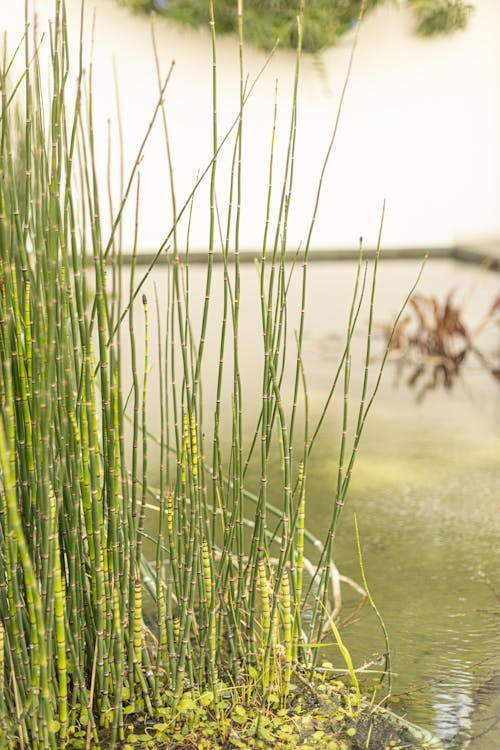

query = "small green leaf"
[
  {"left": 200, "top": 691, "right": 214, "bottom": 707},
  {"left": 177, "top": 696, "right": 197, "bottom": 713},
  {"left": 257, "top": 726, "right": 274, "bottom": 742},
  {"left": 247, "top": 665, "right": 259, "bottom": 680}
]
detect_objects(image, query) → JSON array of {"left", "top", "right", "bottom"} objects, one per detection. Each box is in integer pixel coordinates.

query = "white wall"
[{"left": 2, "top": 0, "right": 500, "bottom": 252}]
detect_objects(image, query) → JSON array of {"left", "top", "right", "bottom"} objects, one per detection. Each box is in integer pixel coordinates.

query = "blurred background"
[{"left": 2, "top": 0, "right": 499, "bottom": 254}]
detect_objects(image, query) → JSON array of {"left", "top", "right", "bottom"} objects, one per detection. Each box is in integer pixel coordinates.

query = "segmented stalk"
[
  {"left": 50, "top": 486, "right": 68, "bottom": 740},
  {"left": 280, "top": 570, "right": 292, "bottom": 705},
  {"left": 258, "top": 560, "right": 271, "bottom": 692},
  {"left": 0, "top": 623, "right": 6, "bottom": 734},
  {"left": 292, "top": 461, "right": 305, "bottom": 661},
  {"left": 166, "top": 491, "right": 174, "bottom": 535},
  {"left": 201, "top": 537, "right": 212, "bottom": 610},
  {"left": 134, "top": 579, "right": 143, "bottom": 672}
]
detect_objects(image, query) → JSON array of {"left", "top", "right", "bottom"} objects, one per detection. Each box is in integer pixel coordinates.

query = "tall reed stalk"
[{"left": 0, "top": 0, "right": 416, "bottom": 746}]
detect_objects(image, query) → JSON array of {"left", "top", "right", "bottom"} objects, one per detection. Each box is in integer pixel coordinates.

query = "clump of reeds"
[{"left": 0, "top": 1, "right": 413, "bottom": 746}]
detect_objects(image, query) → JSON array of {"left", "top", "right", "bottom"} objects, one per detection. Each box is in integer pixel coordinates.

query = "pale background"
[{"left": 2, "top": 0, "right": 500, "bottom": 252}]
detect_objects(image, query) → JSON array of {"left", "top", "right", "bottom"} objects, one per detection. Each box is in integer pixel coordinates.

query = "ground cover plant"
[{"left": 0, "top": 1, "right": 429, "bottom": 747}]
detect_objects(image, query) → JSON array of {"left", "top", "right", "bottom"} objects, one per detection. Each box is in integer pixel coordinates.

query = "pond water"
[{"left": 131, "top": 257, "right": 499, "bottom": 749}]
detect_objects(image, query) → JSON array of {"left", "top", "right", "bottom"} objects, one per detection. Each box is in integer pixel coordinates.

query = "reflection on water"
[
  {"left": 432, "top": 673, "right": 475, "bottom": 746},
  {"left": 427, "top": 668, "right": 500, "bottom": 749},
  {"left": 403, "top": 659, "right": 500, "bottom": 749},
  {"left": 136, "top": 258, "right": 499, "bottom": 749},
  {"left": 380, "top": 288, "right": 500, "bottom": 402}
]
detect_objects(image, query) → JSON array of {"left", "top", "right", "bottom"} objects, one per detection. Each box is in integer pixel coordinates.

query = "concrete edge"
[{"left": 109, "top": 246, "right": 500, "bottom": 270}]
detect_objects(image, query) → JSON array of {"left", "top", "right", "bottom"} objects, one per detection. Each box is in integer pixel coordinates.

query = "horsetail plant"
[{"left": 0, "top": 0, "right": 413, "bottom": 746}]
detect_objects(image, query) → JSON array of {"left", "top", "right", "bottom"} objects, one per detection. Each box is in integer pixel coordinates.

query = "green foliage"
[
  {"left": 408, "top": 0, "right": 473, "bottom": 37},
  {"left": 117, "top": 0, "right": 474, "bottom": 52},
  {"left": 120, "top": 0, "right": 152, "bottom": 10}
]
